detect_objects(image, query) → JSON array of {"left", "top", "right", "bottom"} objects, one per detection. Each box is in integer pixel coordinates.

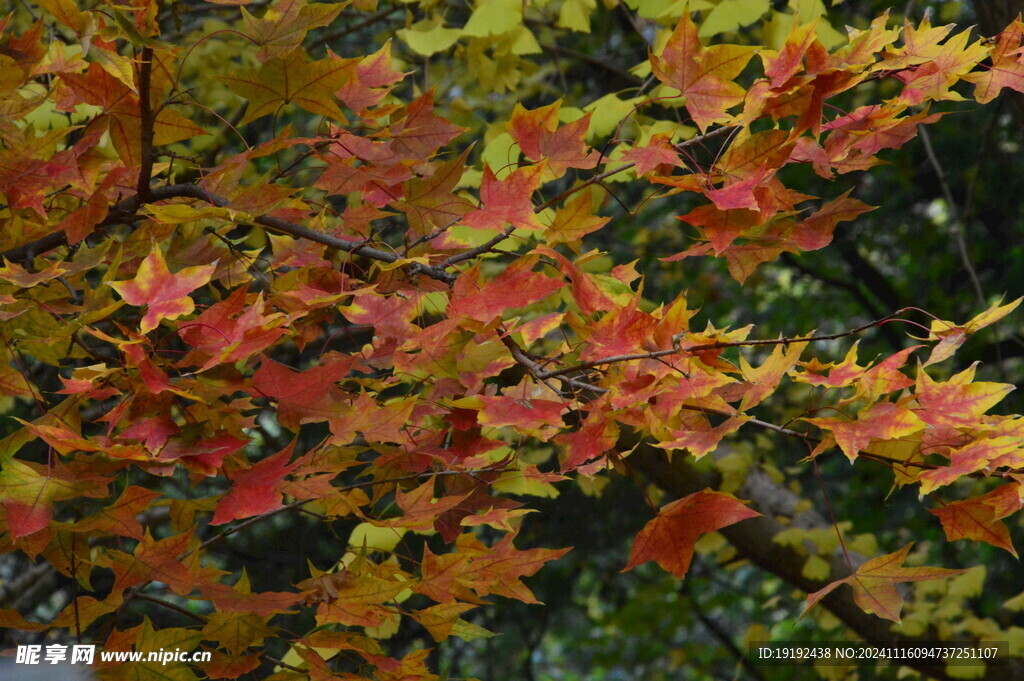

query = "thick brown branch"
[{"left": 629, "top": 444, "right": 1019, "bottom": 681}]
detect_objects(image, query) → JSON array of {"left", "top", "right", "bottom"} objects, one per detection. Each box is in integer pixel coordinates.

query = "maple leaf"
[
  {"left": 200, "top": 570, "right": 300, "bottom": 617},
  {"left": 655, "top": 415, "right": 749, "bottom": 460},
  {"left": 388, "top": 92, "right": 465, "bottom": 159},
  {"left": 543, "top": 190, "right": 611, "bottom": 248},
  {"left": 678, "top": 204, "right": 761, "bottom": 255},
  {"left": 805, "top": 544, "right": 967, "bottom": 622},
  {"left": 893, "top": 28, "right": 989, "bottom": 105},
  {"left": 923, "top": 297, "right": 1022, "bottom": 367},
  {"left": 412, "top": 603, "right": 478, "bottom": 642},
  {"left": 202, "top": 611, "right": 276, "bottom": 656},
  {"left": 400, "top": 147, "right": 475, "bottom": 237},
  {"left": 107, "top": 529, "right": 221, "bottom": 596},
  {"left": 852, "top": 345, "right": 919, "bottom": 402},
  {"left": 303, "top": 569, "right": 406, "bottom": 627},
  {"left": 389, "top": 479, "right": 471, "bottom": 531},
  {"left": 534, "top": 245, "right": 617, "bottom": 314},
  {"left": 71, "top": 485, "right": 161, "bottom": 540},
  {"left": 458, "top": 531, "right": 571, "bottom": 604},
  {"left": 431, "top": 472, "right": 521, "bottom": 543},
  {"left": 915, "top": 364, "right": 1014, "bottom": 427},
  {"left": 0, "top": 456, "right": 106, "bottom": 538},
  {"left": 462, "top": 164, "right": 546, "bottom": 231},
  {"left": 621, "top": 133, "right": 683, "bottom": 176},
  {"left": 963, "top": 18, "right": 1024, "bottom": 104},
  {"left": 806, "top": 402, "right": 926, "bottom": 463},
  {"left": 577, "top": 304, "right": 657, "bottom": 362},
  {"left": 915, "top": 437, "right": 1022, "bottom": 494},
  {"left": 713, "top": 129, "right": 794, "bottom": 183},
  {"left": 218, "top": 47, "right": 352, "bottom": 125},
  {"left": 508, "top": 101, "right": 598, "bottom": 178},
  {"left": 623, "top": 489, "right": 760, "bottom": 578},
  {"left": 879, "top": 18, "right": 957, "bottom": 71},
  {"left": 929, "top": 484, "right": 1021, "bottom": 557},
  {"left": 473, "top": 393, "right": 566, "bottom": 432},
  {"left": 789, "top": 192, "right": 874, "bottom": 252},
  {"left": 203, "top": 652, "right": 262, "bottom": 680},
  {"left": 555, "top": 403, "right": 618, "bottom": 472},
  {"left": 761, "top": 20, "right": 819, "bottom": 88},
  {"left": 739, "top": 338, "right": 808, "bottom": 410},
  {"left": 252, "top": 354, "right": 351, "bottom": 428},
  {"left": 179, "top": 288, "right": 287, "bottom": 371},
  {"left": 793, "top": 341, "right": 865, "bottom": 388},
  {"left": 650, "top": 14, "right": 756, "bottom": 130},
  {"left": 448, "top": 259, "right": 564, "bottom": 322},
  {"left": 108, "top": 247, "right": 217, "bottom": 333},
  {"left": 210, "top": 443, "right": 300, "bottom": 525},
  {"left": 242, "top": 0, "right": 344, "bottom": 62}
]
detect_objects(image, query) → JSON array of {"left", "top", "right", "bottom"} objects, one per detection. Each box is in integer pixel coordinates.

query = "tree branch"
[
  {"left": 917, "top": 124, "right": 985, "bottom": 306},
  {"left": 536, "top": 311, "right": 905, "bottom": 380},
  {"left": 0, "top": 184, "right": 457, "bottom": 285},
  {"left": 442, "top": 125, "right": 737, "bottom": 268},
  {"left": 630, "top": 444, "right": 1019, "bottom": 681}
]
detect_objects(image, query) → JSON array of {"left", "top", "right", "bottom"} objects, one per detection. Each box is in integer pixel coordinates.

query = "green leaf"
[
  {"left": 699, "top": 0, "right": 771, "bottom": 38},
  {"left": 398, "top": 18, "right": 462, "bottom": 56},
  {"left": 462, "top": 0, "right": 522, "bottom": 37}
]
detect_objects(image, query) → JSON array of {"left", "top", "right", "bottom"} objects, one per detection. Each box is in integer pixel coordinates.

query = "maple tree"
[{"left": 2, "top": 0, "right": 1024, "bottom": 680}]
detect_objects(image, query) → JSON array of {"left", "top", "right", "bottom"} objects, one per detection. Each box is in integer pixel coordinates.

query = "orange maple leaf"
[
  {"left": 929, "top": 483, "right": 1022, "bottom": 557},
  {"left": 805, "top": 544, "right": 966, "bottom": 622},
  {"left": 806, "top": 402, "right": 925, "bottom": 463},
  {"left": 508, "top": 101, "right": 599, "bottom": 177},
  {"left": 963, "top": 18, "right": 1024, "bottom": 104},
  {"left": 650, "top": 14, "right": 756, "bottom": 130}
]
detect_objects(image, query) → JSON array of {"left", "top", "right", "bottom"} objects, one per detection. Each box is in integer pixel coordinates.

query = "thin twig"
[
  {"left": 538, "top": 311, "right": 904, "bottom": 380},
  {"left": 442, "top": 125, "right": 736, "bottom": 268},
  {"left": 184, "top": 469, "right": 508, "bottom": 560},
  {"left": 917, "top": 124, "right": 985, "bottom": 306},
  {"left": 312, "top": 5, "right": 404, "bottom": 47},
  {"left": 130, "top": 591, "right": 207, "bottom": 623}
]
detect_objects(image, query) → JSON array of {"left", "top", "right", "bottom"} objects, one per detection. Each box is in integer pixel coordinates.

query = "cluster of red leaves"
[{"left": 1, "top": 1, "right": 1024, "bottom": 678}]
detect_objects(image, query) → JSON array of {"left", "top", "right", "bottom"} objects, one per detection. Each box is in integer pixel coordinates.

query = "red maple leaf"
[
  {"left": 621, "top": 133, "right": 683, "bottom": 176},
  {"left": 179, "top": 288, "right": 287, "bottom": 371},
  {"left": 210, "top": 443, "right": 300, "bottom": 525},
  {"left": 252, "top": 354, "right": 352, "bottom": 429},
  {"left": 624, "top": 489, "right": 760, "bottom": 578},
  {"left": 448, "top": 258, "right": 564, "bottom": 322}
]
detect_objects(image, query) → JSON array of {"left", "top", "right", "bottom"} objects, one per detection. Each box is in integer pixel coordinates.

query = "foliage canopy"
[{"left": 3, "top": 0, "right": 1024, "bottom": 679}]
